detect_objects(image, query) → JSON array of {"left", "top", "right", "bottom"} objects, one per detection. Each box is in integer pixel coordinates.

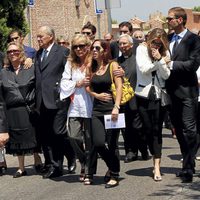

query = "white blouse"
[{"left": 60, "top": 61, "right": 93, "bottom": 118}]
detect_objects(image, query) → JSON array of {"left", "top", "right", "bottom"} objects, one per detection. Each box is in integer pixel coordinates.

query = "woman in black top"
[
  {"left": 1, "top": 42, "right": 39, "bottom": 178},
  {"left": 87, "top": 39, "right": 122, "bottom": 188}
]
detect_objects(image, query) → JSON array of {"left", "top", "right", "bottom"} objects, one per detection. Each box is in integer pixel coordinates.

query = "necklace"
[{"left": 96, "top": 65, "right": 106, "bottom": 75}]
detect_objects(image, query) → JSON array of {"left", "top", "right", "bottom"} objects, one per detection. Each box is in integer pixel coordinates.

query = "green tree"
[
  {"left": 0, "top": 0, "right": 28, "bottom": 51},
  {"left": 111, "top": 19, "right": 118, "bottom": 24},
  {"left": 193, "top": 6, "right": 200, "bottom": 12}
]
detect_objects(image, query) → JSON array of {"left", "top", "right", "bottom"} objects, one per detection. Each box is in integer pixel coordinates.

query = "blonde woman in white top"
[{"left": 60, "top": 34, "right": 96, "bottom": 185}]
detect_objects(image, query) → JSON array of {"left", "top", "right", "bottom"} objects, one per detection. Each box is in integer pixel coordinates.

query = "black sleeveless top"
[{"left": 90, "top": 64, "right": 114, "bottom": 116}]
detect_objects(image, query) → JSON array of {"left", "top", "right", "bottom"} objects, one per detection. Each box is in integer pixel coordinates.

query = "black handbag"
[
  {"left": 147, "top": 71, "right": 156, "bottom": 101},
  {"left": 155, "top": 73, "right": 171, "bottom": 107}
]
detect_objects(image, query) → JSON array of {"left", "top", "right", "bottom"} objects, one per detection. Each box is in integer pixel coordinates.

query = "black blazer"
[
  {"left": 0, "top": 73, "right": 8, "bottom": 133},
  {"left": 35, "top": 43, "right": 69, "bottom": 110},
  {"left": 166, "top": 30, "right": 200, "bottom": 98}
]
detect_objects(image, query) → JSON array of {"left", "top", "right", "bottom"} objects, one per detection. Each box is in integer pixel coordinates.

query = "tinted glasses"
[
  {"left": 82, "top": 32, "right": 92, "bottom": 36},
  {"left": 7, "top": 49, "right": 21, "bottom": 54},
  {"left": 91, "top": 46, "right": 101, "bottom": 51},
  {"left": 166, "top": 16, "right": 179, "bottom": 21},
  {"left": 73, "top": 44, "right": 86, "bottom": 50}
]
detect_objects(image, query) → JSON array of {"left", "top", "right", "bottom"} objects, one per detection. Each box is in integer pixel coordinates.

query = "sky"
[{"left": 111, "top": 0, "right": 200, "bottom": 22}]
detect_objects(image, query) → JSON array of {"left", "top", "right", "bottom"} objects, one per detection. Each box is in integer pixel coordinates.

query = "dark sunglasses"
[
  {"left": 82, "top": 32, "right": 92, "bottom": 36},
  {"left": 58, "top": 42, "right": 66, "bottom": 45},
  {"left": 92, "top": 46, "right": 101, "bottom": 51},
  {"left": 73, "top": 44, "right": 86, "bottom": 50},
  {"left": 166, "top": 16, "right": 179, "bottom": 21},
  {"left": 7, "top": 49, "right": 21, "bottom": 54}
]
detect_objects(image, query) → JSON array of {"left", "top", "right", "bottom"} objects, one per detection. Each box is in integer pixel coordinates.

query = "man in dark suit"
[
  {"left": 166, "top": 7, "right": 200, "bottom": 182},
  {"left": 35, "top": 26, "right": 75, "bottom": 178}
]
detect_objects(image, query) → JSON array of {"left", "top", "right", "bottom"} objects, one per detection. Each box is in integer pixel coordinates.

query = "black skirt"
[{"left": 6, "top": 106, "right": 37, "bottom": 156}]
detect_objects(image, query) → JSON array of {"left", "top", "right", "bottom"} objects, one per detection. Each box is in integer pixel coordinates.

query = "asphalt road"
[{"left": 0, "top": 129, "right": 200, "bottom": 200}]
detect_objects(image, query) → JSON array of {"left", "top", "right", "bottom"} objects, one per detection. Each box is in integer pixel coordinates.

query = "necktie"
[
  {"left": 172, "top": 35, "right": 179, "bottom": 56},
  {"left": 42, "top": 49, "right": 48, "bottom": 63}
]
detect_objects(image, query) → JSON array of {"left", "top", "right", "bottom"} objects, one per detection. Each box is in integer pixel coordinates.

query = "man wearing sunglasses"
[
  {"left": 81, "top": 21, "right": 96, "bottom": 42},
  {"left": 166, "top": 7, "right": 200, "bottom": 183}
]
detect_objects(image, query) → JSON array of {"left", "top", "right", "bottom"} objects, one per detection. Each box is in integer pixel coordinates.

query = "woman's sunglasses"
[{"left": 73, "top": 44, "right": 86, "bottom": 50}]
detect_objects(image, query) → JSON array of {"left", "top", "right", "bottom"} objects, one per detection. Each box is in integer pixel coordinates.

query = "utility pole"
[{"left": 105, "top": 0, "right": 112, "bottom": 33}]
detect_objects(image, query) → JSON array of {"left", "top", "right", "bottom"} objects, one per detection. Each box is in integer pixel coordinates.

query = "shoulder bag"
[{"left": 110, "top": 62, "right": 134, "bottom": 105}]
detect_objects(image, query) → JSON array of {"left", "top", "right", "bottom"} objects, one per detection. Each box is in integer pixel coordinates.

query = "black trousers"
[
  {"left": 92, "top": 116, "right": 120, "bottom": 173},
  {"left": 137, "top": 97, "right": 165, "bottom": 158},
  {"left": 170, "top": 95, "right": 198, "bottom": 172},
  {"left": 68, "top": 117, "right": 97, "bottom": 175},
  {"left": 121, "top": 105, "right": 147, "bottom": 155},
  {"left": 38, "top": 101, "right": 75, "bottom": 171}
]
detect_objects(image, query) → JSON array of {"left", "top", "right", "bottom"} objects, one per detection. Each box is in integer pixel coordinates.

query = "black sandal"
[
  {"left": 84, "top": 174, "right": 93, "bottom": 185},
  {"left": 79, "top": 168, "right": 85, "bottom": 182}
]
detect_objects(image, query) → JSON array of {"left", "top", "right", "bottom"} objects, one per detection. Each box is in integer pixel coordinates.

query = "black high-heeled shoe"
[
  {"left": 13, "top": 170, "right": 27, "bottom": 178},
  {"left": 105, "top": 172, "right": 119, "bottom": 188}
]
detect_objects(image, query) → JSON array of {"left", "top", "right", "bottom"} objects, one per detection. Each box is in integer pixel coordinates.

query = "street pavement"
[{"left": 1, "top": 128, "right": 200, "bottom": 200}]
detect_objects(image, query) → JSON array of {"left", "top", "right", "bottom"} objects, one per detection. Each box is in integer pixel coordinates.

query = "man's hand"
[
  {"left": 24, "top": 58, "right": 33, "bottom": 69},
  {"left": 0, "top": 133, "right": 9, "bottom": 147},
  {"left": 113, "top": 66, "right": 125, "bottom": 77}
]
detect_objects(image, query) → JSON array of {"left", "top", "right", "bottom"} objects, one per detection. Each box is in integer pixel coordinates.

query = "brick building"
[
  {"left": 26, "top": 0, "right": 108, "bottom": 49},
  {"left": 184, "top": 8, "right": 200, "bottom": 33}
]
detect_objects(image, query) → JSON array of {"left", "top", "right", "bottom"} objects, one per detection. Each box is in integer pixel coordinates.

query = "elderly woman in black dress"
[{"left": 1, "top": 42, "right": 39, "bottom": 178}]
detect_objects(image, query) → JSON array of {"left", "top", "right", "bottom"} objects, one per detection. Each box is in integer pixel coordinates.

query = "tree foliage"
[
  {"left": 193, "top": 6, "right": 200, "bottom": 12},
  {"left": 0, "top": 0, "right": 28, "bottom": 51}
]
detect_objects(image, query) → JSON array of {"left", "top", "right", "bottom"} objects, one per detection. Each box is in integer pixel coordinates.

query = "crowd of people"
[{"left": 0, "top": 6, "right": 200, "bottom": 189}]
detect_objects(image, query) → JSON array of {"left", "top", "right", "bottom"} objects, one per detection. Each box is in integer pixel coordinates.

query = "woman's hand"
[
  {"left": 76, "top": 76, "right": 90, "bottom": 88},
  {"left": 111, "top": 107, "right": 119, "bottom": 121},
  {"left": 24, "top": 58, "right": 33, "bottom": 69},
  {"left": 95, "top": 92, "right": 112, "bottom": 102},
  {"left": 151, "top": 48, "right": 161, "bottom": 61},
  {"left": 0, "top": 133, "right": 9, "bottom": 147}
]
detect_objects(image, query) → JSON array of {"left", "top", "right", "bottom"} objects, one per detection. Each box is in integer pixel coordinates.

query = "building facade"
[{"left": 26, "top": 0, "right": 108, "bottom": 49}]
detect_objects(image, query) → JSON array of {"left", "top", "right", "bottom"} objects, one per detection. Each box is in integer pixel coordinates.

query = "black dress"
[{"left": 1, "top": 65, "right": 36, "bottom": 155}]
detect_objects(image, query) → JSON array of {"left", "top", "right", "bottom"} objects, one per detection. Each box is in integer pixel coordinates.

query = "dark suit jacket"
[
  {"left": 0, "top": 73, "right": 8, "bottom": 133},
  {"left": 166, "top": 30, "right": 200, "bottom": 98},
  {"left": 35, "top": 43, "right": 69, "bottom": 110}
]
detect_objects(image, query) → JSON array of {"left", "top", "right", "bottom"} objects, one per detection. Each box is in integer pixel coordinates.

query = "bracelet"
[{"left": 114, "top": 104, "right": 120, "bottom": 110}]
